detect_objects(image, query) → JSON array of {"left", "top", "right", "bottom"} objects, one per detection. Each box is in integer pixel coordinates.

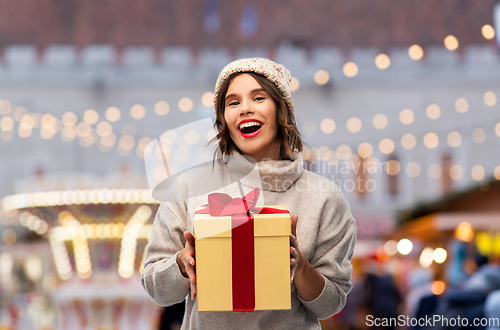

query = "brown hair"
[{"left": 208, "top": 71, "right": 306, "bottom": 167}]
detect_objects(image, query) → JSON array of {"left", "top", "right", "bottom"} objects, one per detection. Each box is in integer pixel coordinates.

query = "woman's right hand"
[{"left": 176, "top": 231, "right": 197, "bottom": 300}]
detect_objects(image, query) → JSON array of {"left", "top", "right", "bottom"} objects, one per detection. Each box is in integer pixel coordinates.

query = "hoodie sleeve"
[
  {"left": 297, "top": 182, "right": 357, "bottom": 320},
  {"left": 140, "top": 178, "right": 191, "bottom": 307}
]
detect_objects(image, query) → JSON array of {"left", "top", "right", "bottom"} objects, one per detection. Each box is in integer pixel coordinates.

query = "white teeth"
[{"left": 239, "top": 121, "right": 262, "bottom": 130}]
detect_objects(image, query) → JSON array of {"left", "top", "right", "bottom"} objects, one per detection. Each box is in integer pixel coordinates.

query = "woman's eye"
[
  {"left": 228, "top": 101, "right": 239, "bottom": 106},
  {"left": 255, "top": 97, "right": 265, "bottom": 101}
]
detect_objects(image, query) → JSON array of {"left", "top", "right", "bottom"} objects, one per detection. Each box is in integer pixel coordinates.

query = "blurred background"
[{"left": 0, "top": 1, "right": 500, "bottom": 329}]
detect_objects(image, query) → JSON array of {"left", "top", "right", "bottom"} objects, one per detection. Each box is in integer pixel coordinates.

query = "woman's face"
[{"left": 224, "top": 73, "right": 280, "bottom": 162}]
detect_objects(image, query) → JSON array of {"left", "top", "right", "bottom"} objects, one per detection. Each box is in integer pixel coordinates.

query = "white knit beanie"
[{"left": 213, "top": 57, "right": 294, "bottom": 114}]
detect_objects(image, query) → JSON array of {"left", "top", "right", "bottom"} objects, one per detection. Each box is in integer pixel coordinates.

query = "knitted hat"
[{"left": 213, "top": 58, "right": 294, "bottom": 114}]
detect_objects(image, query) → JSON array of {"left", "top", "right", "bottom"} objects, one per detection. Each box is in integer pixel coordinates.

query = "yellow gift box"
[{"left": 193, "top": 188, "right": 291, "bottom": 312}]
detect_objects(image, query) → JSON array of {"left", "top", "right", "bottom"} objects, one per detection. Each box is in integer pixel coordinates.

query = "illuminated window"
[
  {"left": 386, "top": 155, "right": 400, "bottom": 196},
  {"left": 203, "top": 0, "right": 221, "bottom": 34},
  {"left": 239, "top": 4, "right": 258, "bottom": 38},
  {"left": 441, "top": 153, "right": 453, "bottom": 193},
  {"left": 354, "top": 158, "right": 368, "bottom": 198}
]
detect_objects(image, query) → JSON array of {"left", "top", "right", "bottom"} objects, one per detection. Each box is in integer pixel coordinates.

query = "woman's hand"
[
  {"left": 290, "top": 213, "right": 305, "bottom": 283},
  {"left": 290, "top": 213, "right": 326, "bottom": 301},
  {"left": 176, "top": 231, "right": 197, "bottom": 300}
]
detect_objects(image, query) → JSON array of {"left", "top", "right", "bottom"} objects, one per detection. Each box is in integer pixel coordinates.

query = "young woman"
[{"left": 141, "top": 58, "right": 357, "bottom": 329}]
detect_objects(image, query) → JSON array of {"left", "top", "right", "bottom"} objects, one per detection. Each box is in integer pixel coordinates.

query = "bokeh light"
[
  {"left": 206, "top": 129, "right": 217, "bottom": 142},
  {"left": 201, "top": 92, "right": 214, "bottom": 107},
  {"left": 105, "top": 106, "right": 121, "bottom": 122},
  {"left": 302, "top": 122, "right": 316, "bottom": 136},
  {"left": 426, "top": 104, "right": 441, "bottom": 119},
  {"left": 336, "top": 144, "right": 352, "bottom": 160},
  {"left": 449, "top": 164, "right": 463, "bottom": 181},
  {"left": 320, "top": 118, "right": 336, "bottom": 134},
  {"left": 346, "top": 117, "right": 362, "bottom": 133},
  {"left": 83, "top": 109, "right": 99, "bottom": 124},
  {"left": 433, "top": 248, "right": 447, "bottom": 264},
  {"left": 482, "top": 24, "right": 496, "bottom": 40},
  {"left": 357, "top": 142, "right": 373, "bottom": 158},
  {"left": 455, "top": 222, "right": 474, "bottom": 242},
  {"left": 447, "top": 131, "right": 462, "bottom": 147},
  {"left": 383, "top": 240, "right": 398, "bottom": 256},
  {"left": 61, "top": 126, "right": 77, "bottom": 141},
  {"left": 484, "top": 91, "right": 497, "bottom": 106},
  {"left": 428, "top": 164, "right": 442, "bottom": 179},
  {"left": 1, "top": 116, "right": 14, "bottom": 131},
  {"left": 375, "top": 53, "right": 391, "bottom": 70},
  {"left": 471, "top": 165, "right": 485, "bottom": 181},
  {"left": 130, "top": 104, "right": 146, "bottom": 119},
  {"left": 397, "top": 239, "right": 413, "bottom": 255},
  {"left": 373, "top": 114, "right": 388, "bottom": 129},
  {"left": 18, "top": 124, "right": 32, "bottom": 138},
  {"left": 96, "top": 121, "right": 112, "bottom": 137},
  {"left": 290, "top": 77, "right": 300, "bottom": 92},
  {"left": 406, "top": 162, "right": 421, "bottom": 178},
  {"left": 455, "top": 98, "right": 468, "bottom": 113},
  {"left": 136, "top": 137, "right": 153, "bottom": 159},
  {"left": 408, "top": 45, "right": 424, "bottom": 60},
  {"left": 423, "top": 132, "right": 439, "bottom": 148},
  {"left": 14, "top": 107, "right": 28, "bottom": 121},
  {"left": 20, "top": 114, "right": 34, "bottom": 129},
  {"left": 76, "top": 122, "right": 91, "bottom": 137},
  {"left": 444, "top": 35, "right": 459, "bottom": 51},
  {"left": 314, "top": 70, "right": 330, "bottom": 85},
  {"left": 343, "top": 62, "right": 358, "bottom": 78},
  {"left": 419, "top": 247, "right": 434, "bottom": 268},
  {"left": 399, "top": 109, "right": 414, "bottom": 125},
  {"left": 2, "top": 229, "right": 16, "bottom": 245},
  {"left": 401, "top": 133, "right": 417, "bottom": 149},
  {"left": 119, "top": 135, "right": 135, "bottom": 151},
  {"left": 301, "top": 146, "right": 311, "bottom": 161},
  {"left": 0, "top": 100, "right": 12, "bottom": 115},
  {"left": 472, "top": 128, "right": 486, "bottom": 143},
  {"left": 432, "top": 281, "right": 446, "bottom": 295},
  {"left": 316, "top": 146, "right": 332, "bottom": 162},
  {"left": 62, "top": 112, "right": 78, "bottom": 126},
  {"left": 154, "top": 101, "right": 170, "bottom": 116},
  {"left": 100, "top": 133, "right": 116, "bottom": 148},
  {"left": 178, "top": 97, "right": 193, "bottom": 112},
  {"left": 385, "top": 159, "right": 400, "bottom": 175},
  {"left": 379, "top": 138, "right": 395, "bottom": 154}
]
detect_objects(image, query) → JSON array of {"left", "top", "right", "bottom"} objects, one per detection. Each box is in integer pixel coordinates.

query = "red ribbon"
[{"left": 195, "top": 188, "right": 289, "bottom": 312}]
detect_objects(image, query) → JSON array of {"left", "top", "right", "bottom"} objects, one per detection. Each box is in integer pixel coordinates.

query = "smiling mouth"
[
  {"left": 239, "top": 124, "right": 263, "bottom": 138},
  {"left": 240, "top": 124, "right": 262, "bottom": 134}
]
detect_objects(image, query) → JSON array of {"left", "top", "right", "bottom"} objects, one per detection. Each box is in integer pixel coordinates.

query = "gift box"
[{"left": 193, "top": 188, "right": 291, "bottom": 312}]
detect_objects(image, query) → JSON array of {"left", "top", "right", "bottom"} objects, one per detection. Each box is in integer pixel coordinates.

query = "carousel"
[{"left": 1, "top": 169, "right": 162, "bottom": 330}]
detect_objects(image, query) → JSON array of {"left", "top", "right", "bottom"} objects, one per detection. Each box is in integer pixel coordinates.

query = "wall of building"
[{"left": 0, "top": 44, "right": 499, "bottom": 214}]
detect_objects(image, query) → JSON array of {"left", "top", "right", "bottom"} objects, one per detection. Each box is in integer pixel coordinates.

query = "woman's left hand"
[{"left": 290, "top": 213, "right": 305, "bottom": 283}]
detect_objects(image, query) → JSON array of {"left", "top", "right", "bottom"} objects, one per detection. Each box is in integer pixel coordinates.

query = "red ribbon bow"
[
  {"left": 204, "top": 187, "right": 260, "bottom": 217},
  {"left": 195, "top": 188, "right": 288, "bottom": 312}
]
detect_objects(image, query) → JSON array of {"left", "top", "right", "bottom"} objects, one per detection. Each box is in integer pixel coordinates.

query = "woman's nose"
[{"left": 239, "top": 99, "right": 254, "bottom": 115}]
